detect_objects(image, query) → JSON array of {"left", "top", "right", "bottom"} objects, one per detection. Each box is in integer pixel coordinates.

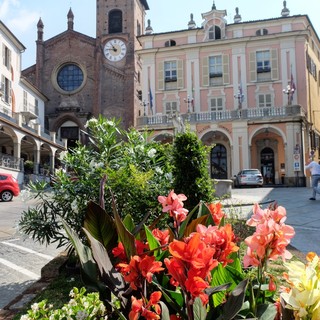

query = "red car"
[{"left": 0, "top": 173, "right": 20, "bottom": 202}]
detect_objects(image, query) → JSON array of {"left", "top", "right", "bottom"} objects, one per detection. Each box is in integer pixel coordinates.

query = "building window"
[
  {"left": 109, "top": 10, "right": 122, "bottom": 34},
  {"left": 164, "top": 61, "right": 177, "bottom": 90},
  {"left": 258, "top": 94, "right": 272, "bottom": 107},
  {"left": 2, "top": 45, "right": 11, "bottom": 69},
  {"left": 208, "top": 26, "right": 221, "bottom": 40},
  {"left": 256, "top": 29, "right": 268, "bottom": 36},
  {"left": 209, "top": 56, "right": 223, "bottom": 86},
  {"left": 165, "top": 40, "right": 176, "bottom": 47},
  {"left": 256, "top": 50, "right": 271, "bottom": 81},
  {"left": 23, "top": 91, "right": 28, "bottom": 110},
  {"left": 165, "top": 101, "right": 177, "bottom": 114},
  {"left": 57, "top": 64, "right": 84, "bottom": 92},
  {"left": 1, "top": 75, "right": 11, "bottom": 104},
  {"left": 210, "top": 97, "right": 223, "bottom": 111}
]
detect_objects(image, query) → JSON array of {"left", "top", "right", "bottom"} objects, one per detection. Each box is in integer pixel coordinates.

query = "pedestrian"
[{"left": 305, "top": 158, "right": 320, "bottom": 200}]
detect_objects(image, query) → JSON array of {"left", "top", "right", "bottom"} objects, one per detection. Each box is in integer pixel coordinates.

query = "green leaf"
[
  {"left": 222, "top": 279, "right": 249, "bottom": 320},
  {"left": 193, "top": 297, "right": 207, "bottom": 320},
  {"left": 83, "top": 201, "right": 117, "bottom": 249},
  {"left": 178, "top": 203, "right": 199, "bottom": 238},
  {"left": 61, "top": 219, "right": 98, "bottom": 290},
  {"left": 144, "top": 225, "right": 162, "bottom": 257},
  {"left": 159, "top": 301, "right": 171, "bottom": 320},
  {"left": 111, "top": 194, "right": 136, "bottom": 259},
  {"left": 257, "top": 304, "right": 277, "bottom": 320},
  {"left": 82, "top": 228, "right": 129, "bottom": 310},
  {"left": 123, "top": 214, "right": 135, "bottom": 233}
]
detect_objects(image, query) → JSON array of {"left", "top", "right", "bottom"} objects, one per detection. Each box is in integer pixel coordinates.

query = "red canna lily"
[
  {"left": 207, "top": 202, "right": 225, "bottom": 226},
  {"left": 139, "top": 255, "right": 164, "bottom": 283},
  {"left": 152, "top": 228, "right": 170, "bottom": 247},
  {"left": 129, "top": 292, "right": 162, "bottom": 320}
]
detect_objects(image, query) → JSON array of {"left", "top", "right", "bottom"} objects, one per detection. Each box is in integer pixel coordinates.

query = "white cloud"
[
  {"left": 0, "top": 0, "right": 20, "bottom": 19},
  {"left": 9, "top": 9, "right": 39, "bottom": 33}
]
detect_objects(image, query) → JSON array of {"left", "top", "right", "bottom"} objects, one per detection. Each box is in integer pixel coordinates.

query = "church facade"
[{"left": 22, "top": 0, "right": 149, "bottom": 148}]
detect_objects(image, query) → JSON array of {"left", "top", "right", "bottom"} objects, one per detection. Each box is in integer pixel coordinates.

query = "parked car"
[
  {"left": 0, "top": 173, "right": 20, "bottom": 201},
  {"left": 234, "top": 169, "right": 264, "bottom": 187}
]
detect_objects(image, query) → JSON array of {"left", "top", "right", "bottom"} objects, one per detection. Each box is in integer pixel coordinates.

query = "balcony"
[
  {"left": 136, "top": 105, "right": 305, "bottom": 129},
  {"left": 20, "top": 103, "right": 39, "bottom": 123}
]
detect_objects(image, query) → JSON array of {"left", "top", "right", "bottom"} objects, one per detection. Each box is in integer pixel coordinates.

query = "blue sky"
[{"left": 1, "top": 0, "right": 320, "bottom": 69}]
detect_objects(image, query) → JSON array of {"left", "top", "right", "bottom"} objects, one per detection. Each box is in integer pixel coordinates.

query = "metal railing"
[
  {"left": 0, "top": 152, "right": 24, "bottom": 170},
  {"left": 136, "top": 105, "right": 305, "bottom": 127}
]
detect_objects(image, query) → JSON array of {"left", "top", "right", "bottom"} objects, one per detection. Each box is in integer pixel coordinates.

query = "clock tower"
[{"left": 95, "top": 0, "right": 149, "bottom": 129}]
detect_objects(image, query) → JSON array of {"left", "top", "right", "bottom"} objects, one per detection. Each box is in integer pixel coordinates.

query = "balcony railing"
[
  {"left": 136, "top": 105, "right": 305, "bottom": 127},
  {"left": 21, "top": 103, "right": 39, "bottom": 122},
  {"left": 0, "top": 152, "right": 24, "bottom": 170}
]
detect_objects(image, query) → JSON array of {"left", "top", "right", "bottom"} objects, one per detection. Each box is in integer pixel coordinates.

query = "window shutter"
[
  {"left": 158, "top": 62, "right": 164, "bottom": 90},
  {"left": 2, "top": 45, "right": 5, "bottom": 66},
  {"left": 249, "top": 52, "right": 257, "bottom": 82},
  {"left": 8, "top": 49, "right": 11, "bottom": 70},
  {"left": 177, "top": 60, "right": 184, "bottom": 89},
  {"left": 271, "top": 48, "right": 279, "bottom": 80},
  {"left": 202, "top": 57, "right": 209, "bottom": 86},
  {"left": 1, "top": 75, "right": 4, "bottom": 91},
  {"left": 9, "top": 80, "right": 12, "bottom": 104},
  {"left": 222, "top": 54, "right": 230, "bottom": 84}
]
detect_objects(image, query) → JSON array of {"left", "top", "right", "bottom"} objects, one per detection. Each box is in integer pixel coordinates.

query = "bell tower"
[{"left": 95, "top": 0, "right": 149, "bottom": 128}]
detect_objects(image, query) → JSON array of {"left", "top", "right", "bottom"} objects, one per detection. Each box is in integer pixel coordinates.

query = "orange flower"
[
  {"left": 139, "top": 255, "right": 164, "bottom": 283},
  {"left": 117, "top": 255, "right": 140, "bottom": 290},
  {"left": 152, "top": 228, "right": 170, "bottom": 247},
  {"left": 129, "top": 292, "right": 162, "bottom": 320},
  {"left": 185, "top": 273, "right": 210, "bottom": 305},
  {"left": 207, "top": 202, "right": 225, "bottom": 225},
  {"left": 164, "top": 257, "right": 187, "bottom": 288}
]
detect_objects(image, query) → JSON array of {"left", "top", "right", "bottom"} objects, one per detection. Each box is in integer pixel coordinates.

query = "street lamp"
[
  {"left": 282, "top": 84, "right": 295, "bottom": 105},
  {"left": 140, "top": 100, "right": 149, "bottom": 116},
  {"left": 184, "top": 95, "right": 194, "bottom": 113},
  {"left": 234, "top": 87, "right": 244, "bottom": 109}
]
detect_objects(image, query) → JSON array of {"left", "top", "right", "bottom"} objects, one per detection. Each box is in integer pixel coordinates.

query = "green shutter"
[
  {"left": 271, "top": 48, "right": 279, "bottom": 80},
  {"left": 177, "top": 60, "right": 184, "bottom": 89},
  {"left": 202, "top": 57, "right": 209, "bottom": 86},
  {"left": 223, "top": 54, "right": 230, "bottom": 84},
  {"left": 249, "top": 52, "right": 257, "bottom": 82},
  {"left": 158, "top": 62, "right": 164, "bottom": 90}
]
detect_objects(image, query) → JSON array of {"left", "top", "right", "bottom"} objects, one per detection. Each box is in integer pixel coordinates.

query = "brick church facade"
[{"left": 22, "top": 0, "right": 149, "bottom": 148}]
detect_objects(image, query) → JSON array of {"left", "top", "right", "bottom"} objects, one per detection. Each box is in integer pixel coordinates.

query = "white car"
[{"left": 234, "top": 169, "right": 264, "bottom": 187}]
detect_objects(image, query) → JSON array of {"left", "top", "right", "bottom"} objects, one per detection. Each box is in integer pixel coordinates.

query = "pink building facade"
[{"left": 137, "top": 3, "right": 320, "bottom": 186}]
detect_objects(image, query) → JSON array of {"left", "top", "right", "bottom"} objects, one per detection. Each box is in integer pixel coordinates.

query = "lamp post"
[
  {"left": 234, "top": 86, "right": 244, "bottom": 110},
  {"left": 141, "top": 100, "right": 149, "bottom": 116},
  {"left": 282, "top": 84, "right": 295, "bottom": 105},
  {"left": 184, "top": 95, "right": 194, "bottom": 113}
]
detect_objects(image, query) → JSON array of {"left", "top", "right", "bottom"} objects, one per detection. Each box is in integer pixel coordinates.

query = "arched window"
[
  {"left": 208, "top": 26, "right": 221, "bottom": 40},
  {"left": 211, "top": 144, "right": 227, "bottom": 179},
  {"left": 109, "top": 10, "right": 122, "bottom": 34},
  {"left": 165, "top": 39, "right": 176, "bottom": 47}
]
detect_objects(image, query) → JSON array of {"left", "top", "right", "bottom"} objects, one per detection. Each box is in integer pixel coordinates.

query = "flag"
[{"left": 149, "top": 88, "right": 153, "bottom": 115}]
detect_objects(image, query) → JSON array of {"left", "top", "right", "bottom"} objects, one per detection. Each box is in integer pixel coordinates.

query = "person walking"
[{"left": 305, "top": 159, "right": 320, "bottom": 200}]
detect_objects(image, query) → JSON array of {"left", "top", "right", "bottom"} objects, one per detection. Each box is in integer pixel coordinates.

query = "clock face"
[{"left": 103, "top": 39, "right": 127, "bottom": 62}]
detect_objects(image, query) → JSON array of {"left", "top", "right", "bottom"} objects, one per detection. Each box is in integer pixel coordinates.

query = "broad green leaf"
[
  {"left": 222, "top": 279, "right": 249, "bottom": 320},
  {"left": 62, "top": 219, "right": 98, "bottom": 290},
  {"left": 257, "top": 303, "right": 277, "bottom": 320},
  {"left": 111, "top": 194, "right": 136, "bottom": 259},
  {"left": 84, "top": 201, "right": 117, "bottom": 249},
  {"left": 178, "top": 203, "right": 199, "bottom": 238},
  {"left": 83, "top": 228, "right": 129, "bottom": 310},
  {"left": 123, "top": 214, "right": 135, "bottom": 233},
  {"left": 144, "top": 225, "right": 162, "bottom": 257},
  {"left": 193, "top": 297, "right": 207, "bottom": 320}
]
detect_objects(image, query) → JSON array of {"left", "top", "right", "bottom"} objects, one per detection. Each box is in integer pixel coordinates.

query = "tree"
[{"left": 172, "top": 130, "right": 214, "bottom": 210}]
